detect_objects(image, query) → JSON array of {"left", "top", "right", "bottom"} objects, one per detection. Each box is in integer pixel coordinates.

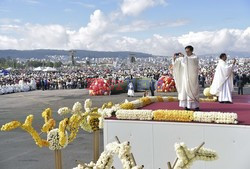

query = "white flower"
[
  {"left": 98, "top": 117, "right": 104, "bottom": 129},
  {"left": 116, "top": 110, "right": 153, "bottom": 120},
  {"left": 98, "top": 108, "right": 113, "bottom": 118},
  {"left": 174, "top": 142, "right": 218, "bottom": 169},
  {"left": 148, "top": 96, "right": 158, "bottom": 102},
  {"left": 84, "top": 99, "right": 92, "bottom": 112},
  {"left": 47, "top": 128, "right": 68, "bottom": 150},
  {"left": 193, "top": 111, "right": 238, "bottom": 124},
  {"left": 58, "top": 107, "right": 71, "bottom": 116},
  {"left": 130, "top": 100, "right": 143, "bottom": 109},
  {"left": 72, "top": 102, "right": 83, "bottom": 115}
]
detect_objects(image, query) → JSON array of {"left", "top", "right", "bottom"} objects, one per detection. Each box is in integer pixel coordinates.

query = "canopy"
[
  {"left": 33, "top": 67, "right": 43, "bottom": 71},
  {"left": 42, "top": 67, "right": 58, "bottom": 72}
]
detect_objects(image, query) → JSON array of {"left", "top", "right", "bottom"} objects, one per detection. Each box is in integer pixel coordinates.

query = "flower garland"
[
  {"left": 162, "top": 96, "right": 178, "bottom": 102},
  {"left": 157, "top": 96, "right": 164, "bottom": 102},
  {"left": 193, "top": 112, "right": 238, "bottom": 124},
  {"left": 174, "top": 142, "right": 218, "bottom": 169},
  {"left": 129, "top": 100, "right": 143, "bottom": 109},
  {"left": 139, "top": 97, "right": 152, "bottom": 106},
  {"left": 199, "top": 97, "right": 217, "bottom": 102},
  {"left": 153, "top": 110, "right": 194, "bottom": 122},
  {"left": 120, "top": 102, "right": 135, "bottom": 110},
  {"left": 116, "top": 110, "right": 153, "bottom": 120}
]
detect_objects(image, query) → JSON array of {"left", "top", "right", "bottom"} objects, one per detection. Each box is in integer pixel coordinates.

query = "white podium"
[{"left": 104, "top": 119, "right": 250, "bottom": 169}]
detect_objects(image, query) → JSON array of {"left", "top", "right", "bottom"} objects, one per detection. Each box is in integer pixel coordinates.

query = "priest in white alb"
[
  {"left": 210, "top": 53, "right": 236, "bottom": 103},
  {"left": 172, "top": 46, "right": 200, "bottom": 111}
]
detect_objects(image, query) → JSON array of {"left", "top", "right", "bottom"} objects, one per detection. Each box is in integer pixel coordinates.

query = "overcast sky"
[{"left": 0, "top": 0, "right": 250, "bottom": 55}]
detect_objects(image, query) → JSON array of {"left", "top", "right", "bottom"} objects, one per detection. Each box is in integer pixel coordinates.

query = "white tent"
[
  {"left": 43, "top": 67, "right": 58, "bottom": 72},
  {"left": 6, "top": 67, "right": 12, "bottom": 71},
  {"left": 33, "top": 67, "right": 43, "bottom": 71}
]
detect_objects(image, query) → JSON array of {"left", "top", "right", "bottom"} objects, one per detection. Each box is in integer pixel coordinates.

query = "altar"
[{"left": 104, "top": 119, "right": 250, "bottom": 169}]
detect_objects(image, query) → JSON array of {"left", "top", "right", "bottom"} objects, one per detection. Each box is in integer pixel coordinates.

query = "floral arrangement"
[
  {"left": 172, "top": 142, "right": 218, "bottom": 169},
  {"left": 89, "top": 78, "right": 111, "bottom": 96},
  {"left": 57, "top": 99, "right": 102, "bottom": 133},
  {"left": 1, "top": 114, "right": 49, "bottom": 148},
  {"left": 1, "top": 106, "right": 88, "bottom": 150},
  {"left": 116, "top": 110, "right": 153, "bottom": 121},
  {"left": 73, "top": 140, "right": 143, "bottom": 169},
  {"left": 153, "top": 110, "right": 194, "bottom": 122},
  {"left": 157, "top": 76, "right": 177, "bottom": 92},
  {"left": 193, "top": 112, "right": 238, "bottom": 124}
]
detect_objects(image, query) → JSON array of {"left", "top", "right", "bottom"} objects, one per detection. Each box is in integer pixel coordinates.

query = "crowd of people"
[{"left": 0, "top": 57, "right": 249, "bottom": 95}]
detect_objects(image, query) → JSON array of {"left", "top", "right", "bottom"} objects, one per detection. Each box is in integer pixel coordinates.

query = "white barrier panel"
[{"left": 104, "top": 119, "right": 250, "bottom": 169}]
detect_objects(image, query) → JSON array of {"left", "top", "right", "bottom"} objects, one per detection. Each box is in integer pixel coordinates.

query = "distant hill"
[
  {"left": 0, "top": 49, "right": 249, "bottom": 59},
  {"left": 0, "top": 49, "right": 154, "bottom": 59}
]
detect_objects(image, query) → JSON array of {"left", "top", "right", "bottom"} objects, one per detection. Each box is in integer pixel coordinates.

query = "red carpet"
[{"left": 140, "top": 95, "right": 250, "bottom": 125}]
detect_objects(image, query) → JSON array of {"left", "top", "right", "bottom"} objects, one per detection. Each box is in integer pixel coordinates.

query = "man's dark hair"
[
  {"left": 185, "top": 45, "right": 194, "bottom": 52},
  {"left": 219, "top": 53, "right": 226, "bottom": 59}
]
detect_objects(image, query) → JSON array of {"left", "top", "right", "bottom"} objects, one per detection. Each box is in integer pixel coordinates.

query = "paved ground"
[{"left": 0, "top": 86, "right": 249, "bottom": 169}]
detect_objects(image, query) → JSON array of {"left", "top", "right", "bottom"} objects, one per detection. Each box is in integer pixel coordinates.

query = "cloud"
[
  {"left": 0, "top": 10, "right": 250, "bottom": 56},
  {"left": 0, "top": 18, "right": 21, "bottom": 24},
  {"left": 69, "top": 1, "right": 96, "bottom": 9},
  {"left": 121, "top": 0, "right": 167, "bottom": 16},
  {"left": 118, "top": 19, "right": 189, "bottom": 33},
  {"left": 23, "top": 0, "right": 40, "bottom": 4}
]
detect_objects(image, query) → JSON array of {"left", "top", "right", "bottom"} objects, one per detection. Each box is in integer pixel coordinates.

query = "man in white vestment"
[
  {"left": 210, "top": 53, "right": 236, "bottom": 103},
  {"left": 172, "top": 46, "right": 200, "bottom": 111}
]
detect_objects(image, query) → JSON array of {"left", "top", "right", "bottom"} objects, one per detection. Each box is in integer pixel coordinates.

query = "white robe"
[
  {"left": 127, "top": 83, "right": 135, "bottom": 97},
  {"left": 173, "top": 55, "right": 200, "bottom": 109},
  {"left": 210, "top": 59, "right": 234, "bottom": 102}
]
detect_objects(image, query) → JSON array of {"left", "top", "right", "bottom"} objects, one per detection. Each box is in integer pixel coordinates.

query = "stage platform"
[
  {"left": 140, "top": 95, "right": 250, "bottom": 125},
  {"left": 104, "top": 95, "right": 250, "bottom": 169}
]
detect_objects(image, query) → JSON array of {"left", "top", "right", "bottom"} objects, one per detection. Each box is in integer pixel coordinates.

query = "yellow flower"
[
  {"left": 157, "top": 96, "right": 164, "bottom": 102},
  {"left": 139, "top": 97, "right": 152, "bottom": 106},
  {"left": 88, "top": 115, "right": 100, "bottom": 131},
  {"left": 153, "top": 110, "right": 194, "bottom": 122},
  {"left": 68, "top": 114, "right": 81, "bottom": 131},
  {"left": 21, "top": 124, "right": 48, "bottom": 148},
  {"left": 199, "top": 98, "right": 216, "bottom": 102},
  {"left": 42, "top": 108, "right": 52, "bottom": 123},
  {"left": 107, "top": 102, "right": 113, "bottom": 108},
  {"left": 101, "top": 103, "right": 108, "bottom": 109},
  {"left": 67, "top": 114, "right": 82, "bottom": 143},
  {"left": 58, "top": 118, "right": 68, "bottom": 146},
  {"left": 1, "top": 121, "right": 21, "bottom": 131},
  {"left": 167, "top": 97, "right": 177, "bottom": 102},
  {"left": 120, "top": 102, "right": 134, "bottom": 110},
  {"left": 23, "top": 115, "right": 33, "bottom": 126},
  {"left": 41, "top": 119, "right": 56, "bottom": 133}
]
